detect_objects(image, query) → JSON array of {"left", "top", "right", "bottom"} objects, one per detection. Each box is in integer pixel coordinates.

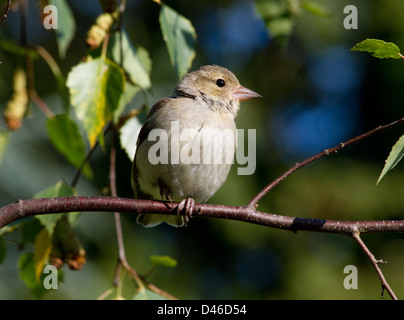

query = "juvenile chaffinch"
[{"left": 132, "top": 65, "right": 260, "bottom": 227}]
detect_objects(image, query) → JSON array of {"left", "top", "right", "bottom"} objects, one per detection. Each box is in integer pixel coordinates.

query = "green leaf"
[
  {"left": 109, "top": 30, "right": 150, "bottom": 122},
  {"left": 0, "top": 40, "right": 39, "bottom": 59},
  {"left": 351, "top": 39, "right": 403, "bottom": 59},
  {"left": 133, "top": 288, "right": 169, "bottom": 300},
  {"left": 255, "top": 0, "right": 288, "bottom": 19},
  {"left": 0, "top": 130, "right": 10, "bottom": 168},
  {"left": 67, "top": 57, "right": 125, "bottom": 147},
  {"left": 254, "top": 0, "right": 295, "bottom": 45},
  {"left": 49, "top": 0, "right": 76, "bottom": 58},
  {"left": 109, "top": 29, "right": 151, "bottom": 90},
  {"left": 266, "top": 17, "right": 295, "bottom": 38},
  {"left": 114, "top": 82, "right": 141, "bottom": 124},
  {"left": 46, "top": 114, "right": 93, "bottom": 179},
  {"left": 377, "top": 134, "right": 404, "bottom": 185},
  {"left": 0, "top": 236, "right": 6, "bottom": 265},
  {"left": 302, "top": 1, "right": 331, "bottom": 17},
  {"left": 159, "top": 3, "right": 196, "bottom": 78},
  {"left": 33, "top": 181, "right": 78, "bottom": 234},
  {"left": 150, "top": 255, "right": 177, "bottom": 268},
  {"left": 119, "top": 115, "right": 142, "bottom": 160},
  {"left": 20, "top": 218, "right": 44, "bottom": 247},
  {"left": 34, "top": 228, "right": 53, "bottom": 281},
  {"left": 18, "top": 252, "right": 47, "bottom": 299}
]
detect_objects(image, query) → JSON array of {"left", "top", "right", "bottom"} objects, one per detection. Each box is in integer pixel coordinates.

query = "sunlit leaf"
[
  {"left": 109, "top": 29, "right": 151, "bottom": 90},
  {"left": 109, "top": 30, "right": 150, "bottom": 122},
  {"left": 33, "top": 181, "right": 78, "bottom": 234},
  {"left": 351, "top": 39, "right": 403, "bottom": 59},
  {"left": 49, "top": 0, "right": 75, "bottom": 58},
  {"left": 150, "top": 255, "right": 177, "bottom": 268},
  {"left": 46, "top": 114, "right": 93, "bottom": 179},
  {"left": 159, "top": 3, "right": 196, "bottom": 78},
  {"left": 34, "top": 228, "right": 53, "bottom": 281},
  {"left": 119, "top": 115, "right": 142, "bottom": 160},
  {"left": 377, "top": 134, "right": 404, "bottom": 185},
  {"left": 67, "top": 57, "right": 125, "bottom": 147}
]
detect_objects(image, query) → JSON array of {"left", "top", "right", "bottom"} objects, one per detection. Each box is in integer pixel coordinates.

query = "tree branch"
[
  {"left": 2, "top": 196, "right": 401, "bottom": 299},
  {"left": 2, "top": 196, "right": 404, "bottom": 235},
  {"left": 248, "top": 116, "right": 404, "bottom": 209}
]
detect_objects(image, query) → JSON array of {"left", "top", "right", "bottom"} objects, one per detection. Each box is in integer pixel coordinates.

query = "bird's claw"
[{"left": 177, "top": 197, "right": 195, "bottom": 225}]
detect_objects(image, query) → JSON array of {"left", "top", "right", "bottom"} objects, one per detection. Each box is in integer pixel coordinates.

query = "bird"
[{"left": 132, "top": 65, "right": 261, "bottom": 227}]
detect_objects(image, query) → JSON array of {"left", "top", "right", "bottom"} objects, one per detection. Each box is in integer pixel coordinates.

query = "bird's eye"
[{"left": 216, "top": 78, "right": 226, "bottom": 87}]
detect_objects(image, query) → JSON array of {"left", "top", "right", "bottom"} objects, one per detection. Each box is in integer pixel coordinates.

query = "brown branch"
[
  {"left": 248, "top": 116, "right": 404, "bottom": 209},
  {"left": 2, "top": 196, "right": 404, "bottom": 235},
  {"left": 1, "top": 196, "right": 402, "bottom": 299},
  {"left": 353, "top": 233, "right": 397, "bottom": 300}
]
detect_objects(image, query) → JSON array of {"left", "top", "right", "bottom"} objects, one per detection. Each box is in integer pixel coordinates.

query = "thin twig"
[
  {"left": 352, "top": 233, "right": 397, "bottom": 300},
  {"left": 97, "top": 287, "right": 115, "bottom": 300},
  {"left": 70, "top": 123, "right": 112, "bottom": 188},
  {"left": 248, "top": 117, "right": 404, "bottom": 209},
  {"left": 109, "top": 128, "right": 144, "bottom": 289},
  {"left": 70, "top": 140, "right": 98, "bottom": 187},
  {"left": 0, "top": 0, "right": 11, "bottom": 27},
  {"left": 20, "top": 0, "right": 54, "bottom": 118},
  {"left": 28, "top": 88, "right": 54, "bottom": 118}
]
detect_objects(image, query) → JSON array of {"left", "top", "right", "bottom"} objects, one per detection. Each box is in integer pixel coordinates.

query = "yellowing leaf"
[
  {"left": 159, "top": 4, "right": 196, "bottom": 78},
  {"left": 0, "top": 130, "right": 10, "bottom": 168},
  {"left": 67, "top": 57, "right": 125, "bottom": 147},
  {"left": 34, "top": 228, "right": 53, "bottom": 281},
  {"left": 19, "top": 253, "right": 46, "bottom": 299}
]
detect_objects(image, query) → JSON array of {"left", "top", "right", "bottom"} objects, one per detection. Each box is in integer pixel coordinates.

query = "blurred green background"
[{"left": 1, "top": 0, "right": 404, "bottom": 299}]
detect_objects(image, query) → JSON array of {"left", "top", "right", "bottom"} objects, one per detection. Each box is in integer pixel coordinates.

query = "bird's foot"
[{"left": 177, "top": 197, "right": 195, "bottom": 225}]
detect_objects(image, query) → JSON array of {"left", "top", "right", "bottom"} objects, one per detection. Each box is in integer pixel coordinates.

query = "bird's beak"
[{"left": 232, "top": 85, "right": 261, "bottom": 101}]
